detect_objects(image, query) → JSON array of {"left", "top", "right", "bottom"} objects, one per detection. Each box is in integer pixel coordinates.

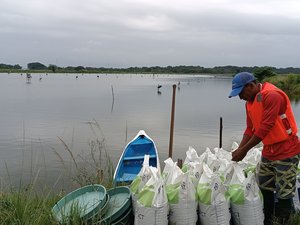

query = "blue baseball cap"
[{"left": 228, "top": 72, "right": 256, "bottom": 98}]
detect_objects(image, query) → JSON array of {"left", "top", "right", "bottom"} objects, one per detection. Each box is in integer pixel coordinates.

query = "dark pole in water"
[
  {"left": 169, "top": 84, "right": 177, "bottom": 158},
  {"left": 111, "top": 85, "right": 115, "bottom": 113},
  {"left": 219, "top": 117, "right": 223, "bottom": 148}
]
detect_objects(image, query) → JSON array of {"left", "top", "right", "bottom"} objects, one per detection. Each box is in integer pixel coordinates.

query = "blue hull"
[{"left": 113, "top": 130, "right": 159, "bottom": 183}]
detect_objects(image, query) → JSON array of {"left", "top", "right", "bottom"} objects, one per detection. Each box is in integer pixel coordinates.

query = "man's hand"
[{"left": 232, "top": 148, "right": 247, "bottom": 162}]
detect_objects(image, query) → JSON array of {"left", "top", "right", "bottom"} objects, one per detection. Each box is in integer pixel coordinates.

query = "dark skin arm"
[
  {"left": 232, "top": 134, "right": 261, "bottom": 162},
  {"left": 238, "top": 134, "right": 251, "bottom": 148}
]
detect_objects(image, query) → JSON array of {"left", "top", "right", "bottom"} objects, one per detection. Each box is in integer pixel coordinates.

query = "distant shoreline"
[
  {"left": 1, "top": 64, "right": 300, "bottom": 75},
  {"left": 0, "top": 70, "right": 234, "bottom": 76}
]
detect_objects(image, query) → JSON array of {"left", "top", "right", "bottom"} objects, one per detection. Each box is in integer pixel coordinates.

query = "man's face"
[{"left": 239, "top": 83, "right": 255, "bottom": 102}]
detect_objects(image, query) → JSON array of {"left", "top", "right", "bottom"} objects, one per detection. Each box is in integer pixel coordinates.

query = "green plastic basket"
[
  {"left": 52, "top": 184, "right": 107, "bottom": 222},
  {"left": 99, "top": 186, "right": 131, "bottom": 224}
]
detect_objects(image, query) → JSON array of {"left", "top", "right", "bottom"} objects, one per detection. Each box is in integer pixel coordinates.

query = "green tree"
[
  {"left": 75, "top": 66, "right": 85, "bottom": 72},
  {"left": 27, "top": 62, "right": 47, "bottom": 70},
  {"left": 48, "top": 64, "right": 58, "bottom": 73},
  {"left": 254, "top": 67, "right": 276, "bottom": 81},
  {"left": 13, "top": 64, "right": 22, "bottom": 69},
  {"left": 0, "top": 63, "right": 22, "bottom": 69}
]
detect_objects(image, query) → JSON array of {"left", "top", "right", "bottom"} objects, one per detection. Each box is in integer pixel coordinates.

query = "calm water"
[{"left": 1, "top": 73, "right": 300, "bottom": 190}]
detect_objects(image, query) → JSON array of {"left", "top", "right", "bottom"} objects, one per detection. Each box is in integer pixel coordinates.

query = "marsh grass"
[
  {"left": 0, "top": 187, "right": 59, "bottom": 225},
  {"left": 0, "top": 120, "right": 115, "bottom": 224},
  {"left": 54, "top": 201, "right": 84, "bottom": 225},
  {"left": 264, "top": 74, "right": 300, "bottom": 102},
  {"left": 0, "top": 187, "right": 99, "bottom": 225},
  {"left": 55, "top": 120, "right": 114, "bottom": 188}
]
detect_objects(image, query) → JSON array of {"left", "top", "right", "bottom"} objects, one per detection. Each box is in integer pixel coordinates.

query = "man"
[{"left": 229, "top": 72, "right": 300, "bottom": 225}]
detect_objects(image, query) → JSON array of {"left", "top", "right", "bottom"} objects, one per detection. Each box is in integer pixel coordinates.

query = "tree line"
[{"left": 1, "top": 62, "right": 300, "bottom": 75}]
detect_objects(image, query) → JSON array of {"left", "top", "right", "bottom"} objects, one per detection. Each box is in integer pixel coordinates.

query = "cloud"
[{"left": 1, "top": 0, "right": 300, "bottom": 68}]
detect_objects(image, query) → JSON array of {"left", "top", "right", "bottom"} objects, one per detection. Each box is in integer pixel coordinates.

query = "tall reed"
[
  {"left": 55, "top": 120, "right": 114, "bottom": 188},
  {"left": 0, "top": 120, "right": 115, "bottom": 224}
]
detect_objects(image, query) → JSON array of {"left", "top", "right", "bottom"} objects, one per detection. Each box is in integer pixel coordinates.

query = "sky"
[{"left": 1, "top": 0, "right": 300, "bottom": 68}]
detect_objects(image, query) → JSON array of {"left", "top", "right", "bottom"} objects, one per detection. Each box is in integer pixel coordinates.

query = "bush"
[{"left": 254, "top": 67, "right": 276, "bottom": 81}]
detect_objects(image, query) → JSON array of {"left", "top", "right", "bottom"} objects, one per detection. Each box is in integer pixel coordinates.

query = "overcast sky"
[{"left": 1, "top": 0, "right": 300, "bottom": 68}]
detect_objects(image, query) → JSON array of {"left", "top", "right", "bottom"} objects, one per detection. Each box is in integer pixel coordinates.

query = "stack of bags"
[{"left": 130, "top": 143, "right": 265, "bottom": 225}]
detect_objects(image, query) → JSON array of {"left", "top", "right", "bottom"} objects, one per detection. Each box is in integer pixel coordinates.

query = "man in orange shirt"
[{"left": 229, "top": 72, "right": 300, "bottom": 225}]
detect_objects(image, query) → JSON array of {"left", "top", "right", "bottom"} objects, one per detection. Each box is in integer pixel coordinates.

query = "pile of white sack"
[{"left": 131, "top": 143, "right": 265, "bottom": 225}]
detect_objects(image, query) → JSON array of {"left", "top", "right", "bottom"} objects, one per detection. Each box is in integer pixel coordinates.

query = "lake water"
[{"left": 1, "top": 73, "right": 300, "bottom": 191}]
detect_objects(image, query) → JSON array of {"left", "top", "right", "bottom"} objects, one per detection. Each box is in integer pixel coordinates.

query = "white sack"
[
  {"left": 168, "top": 172, "right": 198, "bottom": 225},
  {"left": 198, "top": 164, "right": 231, "bottom": 225},
  {"left": 130, "top": 155, "right": 153, "bottom": 214},
  {"left": 229, "top": 165, "right": 264, "bottom": 225},
  {"left": 134, "top": 167, "right": 168, "bottom": 225},
  {"left": 183, "top": 146, "right": 199, "bottom": 165}
]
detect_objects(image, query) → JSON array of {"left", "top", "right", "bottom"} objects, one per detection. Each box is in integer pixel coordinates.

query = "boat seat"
[
  {"left": 123, "top": 154, "right": 156, "bottom": 161},
  {"left": 117, "top": 173, "right": 137, "bottom": 183}
]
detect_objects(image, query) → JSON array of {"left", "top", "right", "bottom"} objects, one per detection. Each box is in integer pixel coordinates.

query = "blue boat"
[{"left": 113, "top": 130, "right": 160, "bottom": 183}]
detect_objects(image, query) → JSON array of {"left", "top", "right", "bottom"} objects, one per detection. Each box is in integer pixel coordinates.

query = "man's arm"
[
  {"left": 238, "top": 134, "right": 251, "bottom": 148},
  {"left": 232, "top": 135, "right": 261, "bottom": 161}
]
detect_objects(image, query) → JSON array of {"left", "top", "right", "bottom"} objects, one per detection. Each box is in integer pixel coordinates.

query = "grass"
[
  {"left": 0, "top": 187, "right": 59, "bottom": 225},
  {"left": 0, "top": 186, "right": 100, "bottom": 225},
  {"left": 0, "top": 120, "right": 115, "bottom": 225}
]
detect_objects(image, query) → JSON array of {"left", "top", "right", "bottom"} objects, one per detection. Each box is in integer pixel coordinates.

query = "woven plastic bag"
[
  {"left": 228, "top": 164, "right": 264, "bottom": 225},
  {"left": 164, "top": 158, "right": 197, "bottom": 225},
  {"left": 130, "top": 155, "right": 153, "bottom": 214},
  {"left": 183, "top": 146, "right": 199, "bottom": 165},
  {"left": 198, "top": 163, "right": 231, "bottom": 225},
  {"left": 134, "top": 166, "right": 169, "bottom": 225}
]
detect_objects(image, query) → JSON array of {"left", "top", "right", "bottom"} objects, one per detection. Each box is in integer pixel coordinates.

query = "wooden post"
[
  {"left": 219, "top": 117, "right": 223, "bottom": 148},
  {"left": 169, "top": 84, "right": 177, "bottom": 158}
]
